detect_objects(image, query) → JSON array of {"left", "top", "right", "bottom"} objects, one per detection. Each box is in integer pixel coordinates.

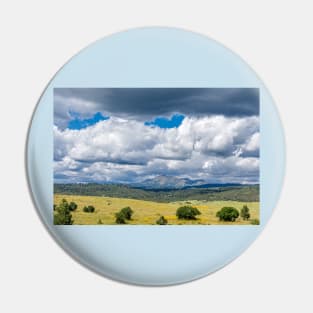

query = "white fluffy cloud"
[{"left": 54, "top": 115, "right": 259, "bottom": 184}]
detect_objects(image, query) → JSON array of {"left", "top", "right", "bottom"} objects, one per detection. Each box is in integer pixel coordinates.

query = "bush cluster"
[
  {"left": 120, "top": 207, "right": 133, "bottom": 220},
  {"left": 68, "top": 201, "right": 78, "bottom": 211},
  {"left": 115, "top": 211, "right": 126, "bottom": 224},
  {"left": 176, "top": 206, "right": 201, "bottom": 220},
  {"left": 156, "top": 216, "right": 168, "bottom": 225},
  {"left": 240, "top": 205, "right": 250, "bottom": 220},
  {"left": 115, "top": 207, "right": 134, "bottom": 224},
  {"left": 53, "top": 199, "right": 74, "bottom": 225},
  {"left": 83, "top": 205, "right": 95, "bottom": 213},
  {"left": 216, "top": 207, "right": 239, "bottom": 222}
]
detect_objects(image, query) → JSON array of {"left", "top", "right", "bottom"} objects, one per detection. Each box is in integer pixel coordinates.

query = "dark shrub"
[
  {"left": 83, "top": 205, "right": 95, "bottom": 213},
  {"left": 120, "top": 206, "right": 133, "bottom": 220},
  {"left": 97, "top": 219, "right": 103, "bottom": 224},
  {"left": 240, "top": 205, "right": 250, "bottom": 220},
  {"left": 216, "top": 207, "right": 239, "bottom": 222},
  {"left": 114, "top": 207, "right": 134, "bottom": 224},
  {"left": 115, "top": 211, "right": 126, "bottom": 224},
  {"left": 54, "top": 199, "right": 73, "bottom": 225},
  {"left": 156, "top": 216, "right": 168, "bottom": 225},
  {"left": 250, "top": 218, "right": 260, "bottom": 225},
  {"left": 176, "top": 206, "right": 201, "bottom": 220},
  {"left": 68, "top": 201, "right": 78, "bottom": 211}
]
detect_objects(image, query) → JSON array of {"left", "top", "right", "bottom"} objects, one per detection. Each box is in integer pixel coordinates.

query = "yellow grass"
[{"left": 54, "top": 194, "right": 259, "bottom": 225}]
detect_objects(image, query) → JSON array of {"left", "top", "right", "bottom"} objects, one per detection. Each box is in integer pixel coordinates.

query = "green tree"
[
  {"left": 83, "top": 205, "right": 95, "bottom": 213},
  {"left": 176, "top": 206, "right": 201, "bottom": 220},
  {"left": 115, "top": 211, "right": 126, "bottom": 224},
  {"left": 54, "top": 199, "right": 74, "bottom": 225},
  {"left": 156, "top": 216, "right": 168, "bottom": 225},
  {"left": 216, "top": 207, "right": 239, "bottom": 222},
  {"left": 68, "top": 201, "right": 78, "bottom": 211},
  {"left": 240, "top": 205, "right": 250, "bottom": 220},
  {"left": 114, "top": 207, "right": 134, "bottom": 224},
  {"left": 120, "top": 206, "right": 133, "bottom": 220}
]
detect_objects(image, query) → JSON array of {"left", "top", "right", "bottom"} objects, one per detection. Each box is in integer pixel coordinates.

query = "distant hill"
[
  {"left": 131, "top": 175, "right": 246, "bottom": 190},
  {"left": 131, "top": 175, "right": 206, "bottom": 189},
  {"left": 54, "top": 183, "right": 259, "bottom": 202}
]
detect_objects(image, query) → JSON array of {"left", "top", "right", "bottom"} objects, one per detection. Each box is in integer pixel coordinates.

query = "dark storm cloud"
[
  {"left": 54, "top": 88, "right": 259, "bottom": 122},
  {"left": 75, "top": 158, "right": 147, "bottom": 166}
]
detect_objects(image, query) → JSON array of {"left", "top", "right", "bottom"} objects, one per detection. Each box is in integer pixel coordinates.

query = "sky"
[{"left": 54, "top": 88, "right": 259, "bottom": 185}]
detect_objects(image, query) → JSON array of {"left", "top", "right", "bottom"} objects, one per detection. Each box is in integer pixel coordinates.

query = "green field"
[{"left": 54, "top": 194, "right": 260, "bottom": 225}]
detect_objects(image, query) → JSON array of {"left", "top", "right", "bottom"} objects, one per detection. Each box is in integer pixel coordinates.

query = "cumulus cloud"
[{"left": 54, "top": 115, "right": 259, "bottom": 184}]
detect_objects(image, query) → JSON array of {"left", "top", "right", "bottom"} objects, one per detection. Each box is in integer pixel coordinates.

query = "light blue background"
[{"left": 26, "top": 27, "right": 285, "bottom": 286}]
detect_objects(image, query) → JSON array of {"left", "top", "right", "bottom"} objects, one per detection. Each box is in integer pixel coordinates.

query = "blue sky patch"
[
  {"left": 68, "top": 112, "right": 109, "bottom": 130},
  {"left": 144, "top": 114, "right": 185, "bottom": 128}
]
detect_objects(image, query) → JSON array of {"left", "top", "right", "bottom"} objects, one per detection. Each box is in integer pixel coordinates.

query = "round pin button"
[{"left": 27, "top": 27, "right": 285, "bottom": 286}]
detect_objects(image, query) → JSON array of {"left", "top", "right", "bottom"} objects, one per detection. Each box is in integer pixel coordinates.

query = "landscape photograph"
[{"left": 54, "top": 88, "right": 260, "bottom": 225}]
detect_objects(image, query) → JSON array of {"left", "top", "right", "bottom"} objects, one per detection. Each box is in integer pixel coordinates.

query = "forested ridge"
[{"left": 54, "top": 183, "right": 259, "bottom": 202}]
